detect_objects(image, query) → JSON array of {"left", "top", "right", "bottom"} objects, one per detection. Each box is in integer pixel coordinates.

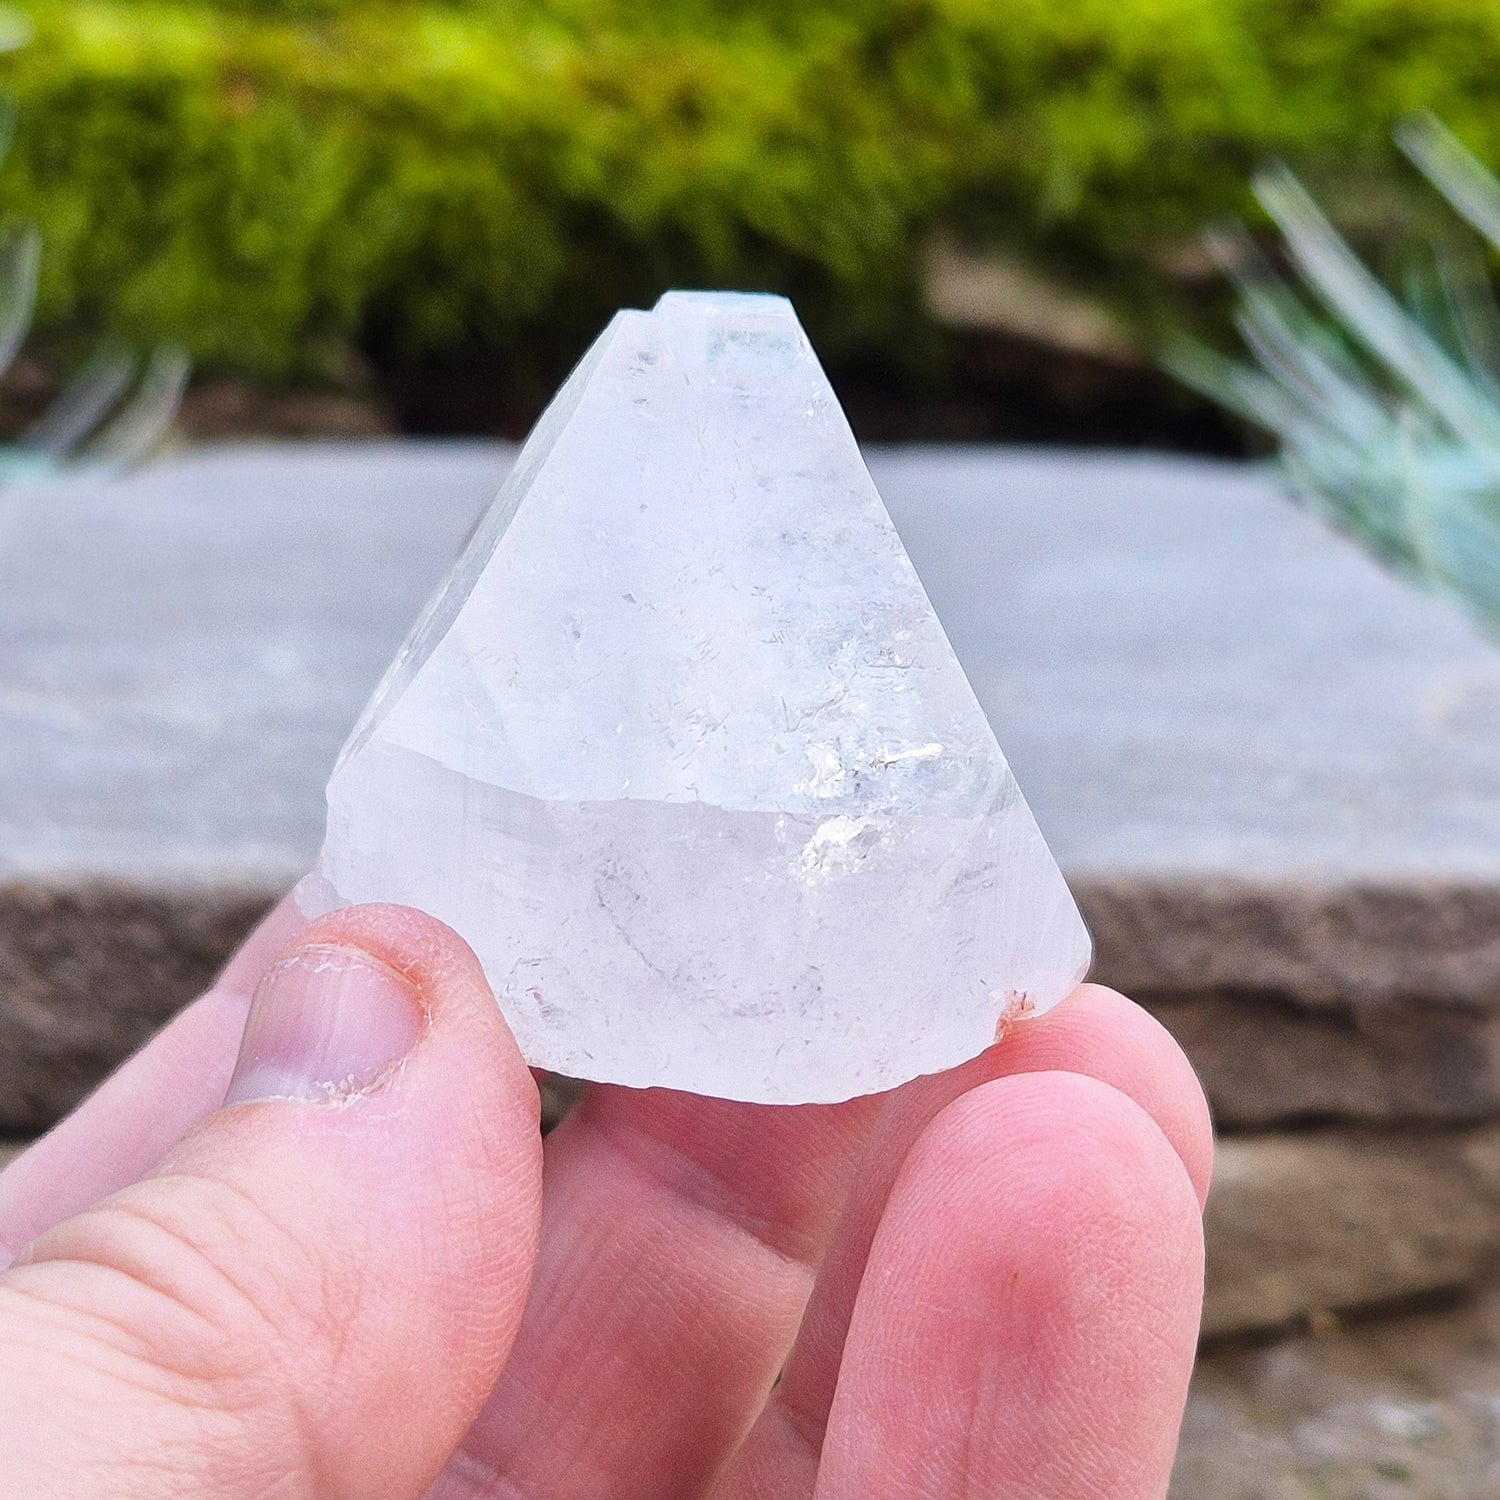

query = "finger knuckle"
[{"left": 19, "top": 1170, "right": 348, "bottom": 1399}]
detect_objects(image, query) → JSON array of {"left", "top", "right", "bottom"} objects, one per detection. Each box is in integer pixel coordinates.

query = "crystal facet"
[{"left": 303, "top": 292, "right": 1091, "bottom": 1103}]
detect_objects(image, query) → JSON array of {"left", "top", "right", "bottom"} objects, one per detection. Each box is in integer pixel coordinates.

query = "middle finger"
[
  {"left": 432, "top": 1083, "right": 883, "bottom": 1500},
  {"left": 716, "top": 983, "right": 1212, "bottom": 1499}
]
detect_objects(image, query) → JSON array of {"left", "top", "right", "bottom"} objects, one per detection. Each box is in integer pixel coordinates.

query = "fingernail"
[{"left": 225, "top": 944, "right": 424, "bottom": 1106}]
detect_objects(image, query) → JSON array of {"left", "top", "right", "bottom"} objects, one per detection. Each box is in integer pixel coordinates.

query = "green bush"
[{"left": 12, "top": 0, "right": 1500, "bottom": 381}]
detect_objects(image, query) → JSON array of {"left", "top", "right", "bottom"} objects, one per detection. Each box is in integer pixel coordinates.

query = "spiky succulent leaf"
[
  {"left": 1175, "top": 118, "right": 1500, "bottom": 637},
  {"left": 0, "top": 26, "right": 185, "bottom": 481}
]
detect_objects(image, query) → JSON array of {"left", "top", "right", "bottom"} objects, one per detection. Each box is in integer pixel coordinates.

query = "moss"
[{"left": 11, "top": 0, "right": 1500, "bottom": 380}]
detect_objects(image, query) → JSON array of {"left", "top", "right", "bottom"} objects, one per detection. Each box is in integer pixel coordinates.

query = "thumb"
[{"left": 0, "top": 904, "right": 543, "bottom": 1500}]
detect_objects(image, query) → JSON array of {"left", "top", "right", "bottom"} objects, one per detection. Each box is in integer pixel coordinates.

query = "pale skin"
[{"left": 0, "top": 899, "right": 1212, "bottom": 1499}]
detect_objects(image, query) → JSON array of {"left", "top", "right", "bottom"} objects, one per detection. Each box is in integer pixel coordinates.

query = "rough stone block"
[
  {"left": 0, "top": 885, "right": 272, "bottom": 1131},
  {"left": 1084, "top": 879, "right": 1500, "bottom": 1013},
  {"left": 1144, "top": 990, "right": 1500, "bottom": 1128},
  {"left": 1204, "top": 1128, "right": 1500, "bottom": 1337}
]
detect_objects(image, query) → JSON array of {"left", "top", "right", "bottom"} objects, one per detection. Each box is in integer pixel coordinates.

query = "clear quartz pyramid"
[{"left": 302, "top": 292, "right": 1091, "bottom": 1103}]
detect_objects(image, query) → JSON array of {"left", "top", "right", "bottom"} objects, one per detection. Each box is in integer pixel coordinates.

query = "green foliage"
[
  {"left": 0, "top": 8, "right": 186, "bottom": 477},
  {"left": 15, "top": 1, "right": 1500, "bottom": 381},
  {"left": 1172, "top": 116, "right": 1500, "bottom": 637}
]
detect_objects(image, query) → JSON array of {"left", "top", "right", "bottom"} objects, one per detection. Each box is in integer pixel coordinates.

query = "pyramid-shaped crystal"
[{"left": 303, "top": 293, "right": 1091, "bottom": 1103}]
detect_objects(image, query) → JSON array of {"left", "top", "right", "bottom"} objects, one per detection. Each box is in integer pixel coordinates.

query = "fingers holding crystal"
[
  {"left": 0, "top": 905, "right": 543, "bottom": 1498},
  {"left": 718, "top": 983, "right": 1212, "bottom": 1499},
  {"left": 812, "top": 1071, "right": 1204, "bottom": 1500},
  {"left": 432, "top": 1087, "right": 883, "bottom": 1500},
  {"left": 932, "top": 984, "right": 1215, "bottom": 1206}
]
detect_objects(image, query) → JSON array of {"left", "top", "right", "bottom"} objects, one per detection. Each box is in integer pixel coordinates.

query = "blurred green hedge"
[{"left": 11, "top": 0, "right": 1500, "bottom": 380}]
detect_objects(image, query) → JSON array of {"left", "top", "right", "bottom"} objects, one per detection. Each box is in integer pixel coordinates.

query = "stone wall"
[{"left": 5, "top": 443, "right": 1499, "bottom": 1340}]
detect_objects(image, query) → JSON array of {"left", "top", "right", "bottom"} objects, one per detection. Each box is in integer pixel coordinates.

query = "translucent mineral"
[{"left": 301, "top": 292, "right": 1091, "bottom": 1103}]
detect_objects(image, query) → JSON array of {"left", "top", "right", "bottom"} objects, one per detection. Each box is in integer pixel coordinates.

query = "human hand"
[{"left": 0, "top": 900, "right": 1211, "bottom": 1498}]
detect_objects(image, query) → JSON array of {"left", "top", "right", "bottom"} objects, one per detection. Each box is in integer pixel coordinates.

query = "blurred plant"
[
  {"left": 0, "top": 7, "right": 185, "bottom": 480},
  {"left": 1171, "top": 114, "right": 1500, "bottom": 638},
  {"left": 23, "top": 0, "right": 1500, "bottom": 391}
]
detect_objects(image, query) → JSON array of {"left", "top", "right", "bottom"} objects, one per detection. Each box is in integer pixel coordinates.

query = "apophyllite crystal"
[{"left": 301, "top": 292, "right": 1091, "bottom": 1103}]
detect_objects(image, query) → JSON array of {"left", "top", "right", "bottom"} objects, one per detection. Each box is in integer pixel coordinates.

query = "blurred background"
[
  {"left": 12, "top": 0, "right": 1500, "bottom": 450},
  {"left": 6, "top": 4, "right": 1500, "bottom": 1497}
]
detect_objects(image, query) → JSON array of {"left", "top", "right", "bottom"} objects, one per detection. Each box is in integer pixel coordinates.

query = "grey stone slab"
[
  {"left": 867, "top": 449, "right": 1500, "bottom": 888},
  {"left": 3, "top": 442, "right": 1500, "bottom": 1126},
  {"left": 3, "top": 442, "right": 499, "bottom": 890},
  {"left": 873, "top": 448, "right": 1500, "bottom": 1009},
  {"left": 9, "top": 443, "right": 1499, "bottom": 893}
]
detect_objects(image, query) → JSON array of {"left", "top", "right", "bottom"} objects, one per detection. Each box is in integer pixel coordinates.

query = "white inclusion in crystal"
[{"left": 301, "top": 291, "right": 1092, "bottom": 1104}]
